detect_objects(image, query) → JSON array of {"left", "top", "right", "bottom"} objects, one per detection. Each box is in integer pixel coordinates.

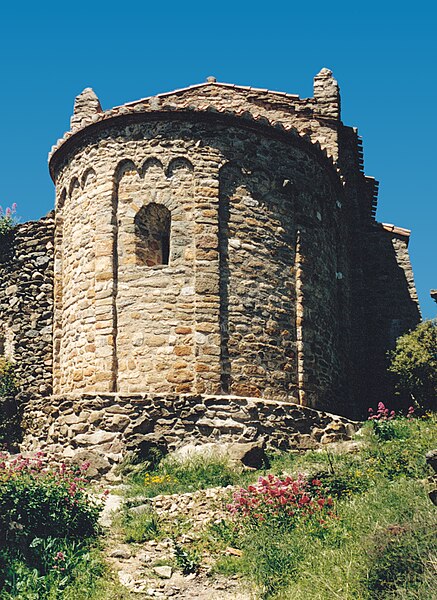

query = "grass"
[
  {"left": 12, "top": 414, "right": 432, "bottom": 599},
  {"left": 116, "top": 506, "right": 161, "bottom": 544},
  {"left": 0, "top": 541, "right": 109, "bottom": 600},
  {"left": 122, "top": 452, "right": 256, "bottom": 498},
  {"left": 156, "top": 415, "right": 436, "bottom": 600},
  {"left": 274, "top": 479, "right": 437, "bottom": 600},
  {"left": 211, "top": 415, "right": 437, "bottom": 599},
  {"left": 100, "top": 413, "right": 437, "bottom": 599}
]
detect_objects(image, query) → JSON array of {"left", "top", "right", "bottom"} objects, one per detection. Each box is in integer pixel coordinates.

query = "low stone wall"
[{"left": 21, "top": 393, "right": 359, "bottom": 473}]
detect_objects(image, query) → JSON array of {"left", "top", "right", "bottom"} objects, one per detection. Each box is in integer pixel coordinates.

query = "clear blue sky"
[{"left": 0, "top": 1, "right": 435, "bottom": 318}]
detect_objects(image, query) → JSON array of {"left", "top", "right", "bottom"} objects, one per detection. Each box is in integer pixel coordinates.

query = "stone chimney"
[
  {"left": 70, "top": 88, "right": 102, "bottom": 131},
  {"left": 313, "top": 68, "right": 340, "bottom": 120}
]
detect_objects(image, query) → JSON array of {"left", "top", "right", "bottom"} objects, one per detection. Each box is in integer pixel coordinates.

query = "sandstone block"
[{"left": 74, "top": 430, "right": 117, "bottom": 446}]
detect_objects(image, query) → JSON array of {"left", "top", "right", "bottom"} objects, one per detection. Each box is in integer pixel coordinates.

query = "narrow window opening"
[
  {"left": 134, "top": 203, "right": 171, "bottom": 266},
  {"left": 161, "top": 233, "right": 170, "bottom": 265},
  {"left": 0, "top": 335, "right": 5, "bottom": 356}
]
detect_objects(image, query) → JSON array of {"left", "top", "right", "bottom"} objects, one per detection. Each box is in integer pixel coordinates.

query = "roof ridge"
[{"left": 118, "top": 81, "right": 303, "bottom": 110}]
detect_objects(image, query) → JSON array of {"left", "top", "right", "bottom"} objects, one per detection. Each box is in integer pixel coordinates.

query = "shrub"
[
  {"left": 0, "top": 357, "right": 18, "bottom": 397},
  {"left": 219, "top": 475, "right": 337, "bottom": 598},
  {"left": 0, "top": 360, "right": 20, "bottom": 450},
  {"left": 227, "top": 474, "right": 334, "bottom": 532},
  {"left": 308, "top": 469, "right": 371, "bottom": 499},
  {"left": 173, "top": 541, "right": 200, "bottom": 574},
  {"left": 365, "top": 524, "right": 433, "bottom": 597},
  {"left": 279, "top": 479, "right": 436, "bottom": 600},
  {"left": 368, "top": 402, "right": 414, "bottom": 441},
  {"left": 0, "top": 396, "right": 22, "bottom": 451},
  {"left": 362, "top": 414, "right": 437, "bottom": 481},
  {"left": 389, "top": 319, "right": 437, "bottom": 410},
  {"left": 0, "top": 539, "right": 106, "bottom": 599},
  {"left": 210, "top": 419, "right": 437, "bottom": 598},
  {"left": 0, "top": 452, "right": 105, "bottom": 598},
  {"left": 0, "top": 452, "right": 102, "bottom": 551},
  {"left": 0, "top": 203, "right": 18, "bottom": 236}
]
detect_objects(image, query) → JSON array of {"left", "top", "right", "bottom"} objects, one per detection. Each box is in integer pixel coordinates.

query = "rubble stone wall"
[
  {"left": 21, "top": 393, "right": 360, "bottom": 469},
  {"left": 53, "top": 168, "right": 100, "bottom": 394},
  {"left": 361, "top": 225, "right": 421, "bottom": 404},
  {"left": 0, "top": 72, "right": 421, "bottom": 436},
  {"left": 0, "top": 215, "right": 54, "bottom": 396},
  {"left": 52, "top": 116, "right": 349, "bottom": 408}
]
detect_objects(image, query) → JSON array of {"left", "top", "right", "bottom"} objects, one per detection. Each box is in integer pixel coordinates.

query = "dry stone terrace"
[
  {"left": 0, "top": 68, "right": 420, "bottom": 465},
  {"left": 21, "top": 393, "right": 359, "bottom": 472}
]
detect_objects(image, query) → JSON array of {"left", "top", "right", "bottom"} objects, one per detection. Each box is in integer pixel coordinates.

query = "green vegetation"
[
  {"left": 389, "top": 318, "right": 437, "bottom": 410},
  {"left": 0, "top": 358, "right": 17, "bottom": 397},
  {"left": 173, "top": 541, "right": 200, "bottom": 575},
  {"left": 122, "top": 452, "right": 254, "bottom": 498},
  {"left": 114, "top": 415, "right": 436, "bottom": 599},
  {"left": 114, "top": 505, "right": 161, "bottom": 544},
  {"left": 209, "top": 416, "right": 437, "bottom": 599},
  {"left": 0, "top": 453, "right": 104, "bottom": 598},
  {"left": 2, "top": 413, "right": 435, "bottom": 599},
  {"left": 0, "top": 204, "right": 17, "bottom": 237}
]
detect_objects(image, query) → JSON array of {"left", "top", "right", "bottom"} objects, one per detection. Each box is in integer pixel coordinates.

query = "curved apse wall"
[
  {"left": 52, "top": 117, "right": 347, "bottom": 407},
  {"left": 115, "top": 155, "right": 196, "bottom": 394}
]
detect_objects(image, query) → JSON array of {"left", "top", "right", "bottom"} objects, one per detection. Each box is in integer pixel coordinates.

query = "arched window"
[{"left": 134, "top": 203, "right": 171, "bottom": 266}]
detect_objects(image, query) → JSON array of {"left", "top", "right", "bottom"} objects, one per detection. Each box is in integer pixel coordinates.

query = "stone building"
[{"left": 0, "top": 69, "right": 421, "bottom": 460}]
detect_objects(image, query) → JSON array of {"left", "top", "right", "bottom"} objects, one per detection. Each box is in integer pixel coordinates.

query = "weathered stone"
[
  {"left": 106, "top": 414, "right": 131, "bottom": 431},
  {"left": 74, "top": 430, "right": 117, "bottom": 446},
  {"left": 70, "top": 449, "right": 111, "bottom": 476},
  {"left": 152, "top": 565, "right": 172, "bottom": 579},
  {"left": 226, "top": 441, "right": 267, "bottom": 469},
  {"left": 70, "top": 422, "right": 88, "bottom": 434},
  {"left": 110, "top": 547, "right": 132, "bottom": 559},
  {"left": 129, "top": 504, "right": 152, "bottom": 516},
  {"left": 320, "top": 432, "right": 348, "bottom": 444},
  {"left": 0, "top": 71, "right": 421, "bottom": 460}
]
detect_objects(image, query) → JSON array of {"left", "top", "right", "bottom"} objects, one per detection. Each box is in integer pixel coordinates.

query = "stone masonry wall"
[
  {"left": 53, "top": 169, "right": 99, "bottom": 394},
  {"left": 116, "top": 157, "right": 197, "bottom": 394},
  {"left": 361, "top": 224, "right": 420, "bottom": 405},
  {"left": 43, "top": 72, "right": 420, "bottom": 421},
  {"left": 51, "top": 115, "right": 349, "bottom": 409},
  {"left": 51, "top": 70, "right": 341, "bottom": 166},
  {"left": 0, "top": 215, "right": 54, "bottom": 396},
  {"left": 21, "top": 393, "right": 359, "bottom": 472}
]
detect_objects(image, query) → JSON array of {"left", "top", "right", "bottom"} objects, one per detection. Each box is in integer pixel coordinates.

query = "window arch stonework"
[{"left": 134, "top": 203, "right": 171, "bottom": 266}]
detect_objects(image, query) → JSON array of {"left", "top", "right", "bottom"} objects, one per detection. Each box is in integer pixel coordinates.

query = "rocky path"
[{"left": 100, "top": 489, "right": 253, "bottom": 599}]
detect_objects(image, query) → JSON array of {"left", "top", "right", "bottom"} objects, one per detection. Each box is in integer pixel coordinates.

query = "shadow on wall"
[
  {"left": 218, "top": 162, "right": 297, "bottom": 400},
  {"left": 360, "top": 225, "right": 420, "bottom": 414}
]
